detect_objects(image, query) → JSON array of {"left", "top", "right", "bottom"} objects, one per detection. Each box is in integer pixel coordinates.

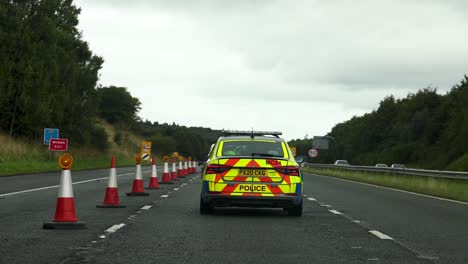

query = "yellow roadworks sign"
[{"left": 141, "top": 141, "right": 152, "bottom": 160}]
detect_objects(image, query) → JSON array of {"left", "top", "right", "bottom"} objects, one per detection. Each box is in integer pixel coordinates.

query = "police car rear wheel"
[
  {"left": 287, "top": 200, "right": 303, "bottom": 217},
  {"left": 200, "top": 197, "right": 213, "bottom": 214}
]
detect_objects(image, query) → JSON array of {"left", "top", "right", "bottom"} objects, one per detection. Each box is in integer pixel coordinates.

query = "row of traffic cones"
[{"left": 43, "top": 154, "right": 199, "bottom": 229}]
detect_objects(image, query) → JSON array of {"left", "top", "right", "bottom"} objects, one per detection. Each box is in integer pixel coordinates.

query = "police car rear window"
[{"left": 220, "top": 141, "right": 284, "bottom": 157}]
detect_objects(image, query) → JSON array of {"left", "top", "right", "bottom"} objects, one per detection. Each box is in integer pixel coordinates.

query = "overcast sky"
[{"left": 74, "top": 0, "right": 468, "bottom": 140}]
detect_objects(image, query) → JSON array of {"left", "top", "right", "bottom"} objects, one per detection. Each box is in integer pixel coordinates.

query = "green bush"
[{"left": 446, "top": 153, "right": 468, "bottom": 171}]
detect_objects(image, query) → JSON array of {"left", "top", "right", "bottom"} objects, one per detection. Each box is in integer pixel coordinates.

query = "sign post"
[
  {"left": 290, "top": 147, "right": 297, "bottom": 157},
  {"left": 49, "top": 139, "right": 69, "bottom": 152},
  {"left": 307, "top": 148, "right": 318, "bottom": 158},
  {"left": 141, "top": 141, "right": 152, "bottom": 161},
  {"left": 44, "top": 128, "right": 59, "bottom": 145}
]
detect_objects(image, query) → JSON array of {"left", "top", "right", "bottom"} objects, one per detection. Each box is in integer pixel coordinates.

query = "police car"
[{"left": 200, "top": 130, "right": 303, "bottom": 216}]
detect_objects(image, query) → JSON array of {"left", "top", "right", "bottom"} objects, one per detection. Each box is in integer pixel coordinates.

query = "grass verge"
[
  {"left": 303, "top": 167, "right": 468, "bottom": 203},
  {"left": 0, "top": 131, "right": 155, "bottom": 176},
  {"left": 0, "top": 152, "right": 144, "bottom": 176}
]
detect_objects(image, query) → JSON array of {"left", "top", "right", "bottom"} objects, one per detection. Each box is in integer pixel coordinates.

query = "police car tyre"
[
  {"left": 200, "top": 197, "right": 213, "bottom": 215},
  {"left": 287, "top": 200, "right": 303, "bottom": 217}
]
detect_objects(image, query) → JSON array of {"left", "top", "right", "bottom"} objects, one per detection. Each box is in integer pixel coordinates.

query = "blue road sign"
[{"left": 44, "top": 128, "right": 59, "bottom": 145}]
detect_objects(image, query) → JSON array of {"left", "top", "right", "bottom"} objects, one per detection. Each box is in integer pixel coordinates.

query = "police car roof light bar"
[{"left": 221, "top": 130, "right": 282, "bottom": 138}]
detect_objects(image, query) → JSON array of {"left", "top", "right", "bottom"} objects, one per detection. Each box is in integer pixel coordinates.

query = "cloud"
[{"left": 74, "top": 0, "right": 468, "bottom": 139}]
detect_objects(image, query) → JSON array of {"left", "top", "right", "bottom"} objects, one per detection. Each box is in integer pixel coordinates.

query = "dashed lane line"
[
  {"left": 140, "top": 205, "right": 152, "bottom": 210},
  {"left": 0, "top": 171, "right": 150, "bottom": 198},
  {"left": 160, "top": 194, "right": 169, "bottom": 198},
  {"left": 329, "top": 209, "right": 343, "bottom": 215},
  {"left": 369, "top": 230, "right": 394, "bottom": 240},
  {"left": 105, "top": 223, "right": 126, "bottom": 234}
]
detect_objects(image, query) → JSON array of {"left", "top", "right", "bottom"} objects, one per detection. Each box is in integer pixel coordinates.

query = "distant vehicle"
[
  {"left": 391, "top": 164, "right": 406, "bottom": 169},
  {"left": 375, "top": 163, "right": 388, "bottom": 168},
  {"left": 200, "top": 130, "right": 303, "bottom": 216},
  {"left": 334, "top": 160, "right": 350, "bottom": 166}
]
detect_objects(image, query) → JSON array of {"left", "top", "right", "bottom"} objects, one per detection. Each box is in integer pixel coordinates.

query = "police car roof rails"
[{"left": 221, "top": 130, "right": 282, "bottom": 138}]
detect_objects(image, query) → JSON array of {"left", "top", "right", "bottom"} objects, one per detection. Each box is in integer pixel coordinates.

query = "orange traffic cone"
[
  {"left": 178, "top": 159, "right": 184, "bottom": 177},
  {"left": 171, "top": 158, "right": 179, "bottom": 181},
  {"left": 160, "top": 156, "right": 173, "bottom": 184},
  {"left": 97, "top": 157, "right": 126, "bottom": 208},
  {"left": 146, "top": 156, "right": 160, "bottom": 189},
  {"left": 126, "top": 155, "right": 149, "bottom": 196},
  {"left": 184, "top": 161, "right": 188, "bottom": 176},
  {"left": 43, "top": 154, "right": 86, "bottom": 229}
]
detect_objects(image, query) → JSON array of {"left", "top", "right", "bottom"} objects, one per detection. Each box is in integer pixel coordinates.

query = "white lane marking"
[
  {"left": 105, "top": 223, "right": 125, "bottom": 234},
  {"left": 99, "top": 235, "right": 106, "bottom": 239},
  {"left": 353, "top": 220, "right": 362, "bottom": 223},
  {"left": 320, "top": 204, "right": 331, "bottom": 207},
  {"left": 369, "top": 230, "right": 393, "bottom": 240},
  {"left": 305, "top": 172, "right": 468, "bottom": 206},
  {"left": 173, "top": 188, "right": 179, "bottom": 191},
  {"left": 307, "top": 197, "right": 317, "bottom": 201},
  {"left": 141, "top": 205, "right": 152, "bottom": 210},
  {"left": 160, "top": 194, "right": 169, "bottom": 198},
  {"left": 0, "top": 172, "right": 135, "bottom": 198},
  {"left": 329, "top": 209, "right": 343, "bottom": 215}
]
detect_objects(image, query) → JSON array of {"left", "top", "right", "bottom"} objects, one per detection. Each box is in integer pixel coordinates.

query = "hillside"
[
  {"left": 0, "top": 120, "right": 144, "bottom": 175},
  {"left": 289, "top": 76, "right": 468, "bottom": 171}
]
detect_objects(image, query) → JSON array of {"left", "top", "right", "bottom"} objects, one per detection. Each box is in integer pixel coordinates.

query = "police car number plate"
[{"left": 238, "top": 169, "right": 266, "bottom": 176}]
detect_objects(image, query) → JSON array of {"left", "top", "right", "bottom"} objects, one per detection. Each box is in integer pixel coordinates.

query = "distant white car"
[
  {"left": 334, "top": 160, "right": 350, "bottom": 166},
  {"left": 391, "top": 164, "right": 406, "bottom": 169},
  {"left": 375, "top": 163, "right": 388, "bottom": 168}
]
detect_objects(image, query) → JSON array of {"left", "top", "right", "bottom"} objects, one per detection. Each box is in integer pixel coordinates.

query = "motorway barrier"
[
  {"left": 171, "top": 158, "right": 179, "bottom": 181},
  {"left": 160, "top": 156, "right": 173, "bottom": 184},
  {"left": 146, "top": 157, "right": 160, "bottom": 189},
  {"left": 126, "top": 155, "right": 149, "bottom": 196},
  {"left": 97, "top": 157, "right": 126, "bottom": 208},
  {"left": 304, "top": 163, "right": 468, "bottom": 180},
  {"left": 43, "top": 154, "right": 86, "bottom": 229}
]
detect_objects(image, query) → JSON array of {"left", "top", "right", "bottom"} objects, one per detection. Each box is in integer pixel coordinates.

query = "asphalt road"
[{"left": 1, "top": 169, "right": 467, "bottom": 263}]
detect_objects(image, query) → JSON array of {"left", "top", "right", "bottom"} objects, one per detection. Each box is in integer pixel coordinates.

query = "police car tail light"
[
  {"left": 274, "top": 166, "right": 299, "bottom": 176},
  {"left": 206, "top": 164, "right": 232, "bottom": 174}
]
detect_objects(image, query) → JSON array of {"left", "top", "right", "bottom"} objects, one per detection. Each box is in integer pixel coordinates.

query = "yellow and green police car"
[{"left": 200, "top": 130, "right": 304, "bottom": 216}]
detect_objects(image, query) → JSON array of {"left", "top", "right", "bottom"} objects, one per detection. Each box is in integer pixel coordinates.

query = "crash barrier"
[{"left": 303, "top": 163, "right": 468, "bottom": 180}]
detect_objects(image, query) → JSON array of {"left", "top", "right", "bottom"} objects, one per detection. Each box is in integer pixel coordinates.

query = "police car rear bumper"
[{"left": 202, "top": 194, "right": 301, "bottom": 208}]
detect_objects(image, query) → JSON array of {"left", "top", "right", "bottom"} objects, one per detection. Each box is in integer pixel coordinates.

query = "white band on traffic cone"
[
  {"left": 136, "top": 164, "right": 142, "bottom": 180},
  {"left": 108, "top": 167, "right": 117, "bottom": 188},
  {"left": 152, "top": 164, "right": 158, "bottom": 178},
  {"left": 164, "top": 162, "right": 169, "bottom": 173},
  {"left": 58, "top": 169, "right": 74, "bottom": 198}
]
